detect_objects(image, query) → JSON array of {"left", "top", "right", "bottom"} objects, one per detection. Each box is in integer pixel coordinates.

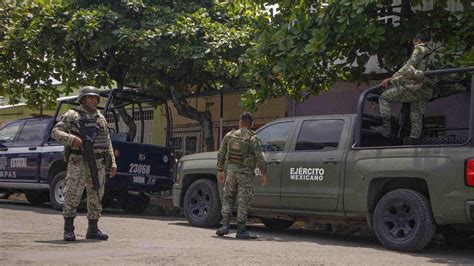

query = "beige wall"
[{"left": 167, "top": 92, "right": 287, "bottom": 155}]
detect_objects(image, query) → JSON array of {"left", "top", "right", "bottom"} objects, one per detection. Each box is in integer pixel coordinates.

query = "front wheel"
[
  {"left": 49, "top": 171, "right": 67, "bottom": 211},
  {"left": 183, "top": 179, "right": 221, "bottom": 227},
  {"left": 373, "top": 189, "right": 435, "bottom": 252}
]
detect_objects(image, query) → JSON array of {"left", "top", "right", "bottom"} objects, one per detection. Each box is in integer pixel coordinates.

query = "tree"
[
  {"left": 240, "top": 0, "right": 474, "bottom": 111},
  {"left": 0, "top": 0, "right": 260, "bottom": 151},
  {"left": 0, "top": 1, "right": 87, "bottom": 111}
]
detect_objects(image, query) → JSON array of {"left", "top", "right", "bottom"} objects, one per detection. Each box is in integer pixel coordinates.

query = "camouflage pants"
[
  {"left": 220, "top": 171, "right": 253, "bottom": 225},
  {"left": 63, "top": 154, "right": 106, "bottom": 220},
  {"left": 379, "top": 86, "right": 428, "bottom": 139}
]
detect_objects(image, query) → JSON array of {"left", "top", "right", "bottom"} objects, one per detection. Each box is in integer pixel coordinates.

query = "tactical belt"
[{"left": 70, "top": 149, "right": 106, "bottom": 159}]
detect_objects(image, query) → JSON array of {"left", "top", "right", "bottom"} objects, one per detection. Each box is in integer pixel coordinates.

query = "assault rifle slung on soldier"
[{"left": 77, "top": 113, "right": 101, "bottom": 191}]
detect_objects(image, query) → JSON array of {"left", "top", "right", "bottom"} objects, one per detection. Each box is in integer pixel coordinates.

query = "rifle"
[{"left": 77, "top": 113, "right": 101, "bottom": 191}]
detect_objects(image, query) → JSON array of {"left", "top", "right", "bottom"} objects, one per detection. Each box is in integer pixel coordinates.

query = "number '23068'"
[{"left": 128, "top": 163, "right": 151, "bottom": 175}]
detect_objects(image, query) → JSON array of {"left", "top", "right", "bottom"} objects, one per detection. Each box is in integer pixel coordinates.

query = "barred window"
[
  {"left": 171, "top": 137, "right": 183, "bottom": 150},
  {"left": 185, "top": 136, "right": 197, "bottom": 155}
]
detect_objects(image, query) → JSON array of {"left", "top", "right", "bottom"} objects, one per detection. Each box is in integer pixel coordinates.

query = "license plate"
[{"left": 133, "top": 176, "right": 145, "bottom": 184}]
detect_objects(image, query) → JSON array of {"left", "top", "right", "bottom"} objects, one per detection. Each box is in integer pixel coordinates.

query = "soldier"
[
  {"left": 215, "top": 112, "right": 267, "bottom": 239},
  {"left": 372, "top": 34, "right": 433, "bottom": 144},
  {"left": 51, "top": 86, "right": 117, "bottom": 241}
]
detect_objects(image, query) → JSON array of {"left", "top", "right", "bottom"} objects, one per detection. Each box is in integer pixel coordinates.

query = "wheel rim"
[
  {"left": 187, "top": 185, "right": 212, "bottom": 221},
  {"left": 381, "top": 200, "right": 417, "bottom": 240},
  {"left": 55, "top": 179, "right": 66, "bottom": 205}
]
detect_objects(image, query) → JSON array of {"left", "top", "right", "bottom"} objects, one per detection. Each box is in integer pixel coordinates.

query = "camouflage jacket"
[
  {"left": 51, "top": 105, "right": 116, "bottom": 168},
  {"left": 391, "top": 43, "right": 433, "bottom": 96},
  {"left": 217, "top": 128, "right": 267, "bottom": 175}
]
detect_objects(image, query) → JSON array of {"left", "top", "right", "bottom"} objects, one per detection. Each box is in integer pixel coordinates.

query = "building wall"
[
  {"left": 288, "top": 81, "right": 381, "bottom": 117},
  {"left": 167, "top": 92, "right": 287, "bottom": 157},
  {"left": 0, "top": 104, "right": 55, "bottom": 127}
]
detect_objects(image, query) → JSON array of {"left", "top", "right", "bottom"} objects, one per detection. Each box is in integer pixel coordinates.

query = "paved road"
[{"left": 1, "top": 199, "right": 474, "bottom": 265}]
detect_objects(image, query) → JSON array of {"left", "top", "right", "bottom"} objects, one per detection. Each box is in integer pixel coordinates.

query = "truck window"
[
  {"left": 257, "top": 121, "right": 295, "bottom": 152},
  {"left": 17, "top": 120, "right": 48, "bottom": 142},
  {"left": 295, "top": 120, "right": 344, "bottom": 151},
  {"left": 0, "top": 121, "right": 23, "bottom": 143}
]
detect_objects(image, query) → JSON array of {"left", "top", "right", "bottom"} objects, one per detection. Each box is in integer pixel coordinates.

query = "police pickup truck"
[
  {"left": 173, "top": 67, "right": 474, "bottom": 251},
  {"left": 0, "top": 89, "right": 174, "bottom": 214}
]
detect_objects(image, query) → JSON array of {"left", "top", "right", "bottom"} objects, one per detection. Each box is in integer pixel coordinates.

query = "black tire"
[
  {"left": 440, "top": 227, "right": 474, "bottom": 248},
  {"left": 373, "top": 189, "right": 435, "bottom": 252},
  {"left": 261, "top": 218, "right": 295, "bottom": 231},
  {"left": 122, "top": 194, "right": 150, "bottom": 214},
  {"left": 183, "top": 179, "right": 221, "bottom": 227},
  {"left": 25, "top": 191, "right": 48, "bottom": 206},
  {"left": 49, "top": 171, "right": 67, "bottom": 211},
  {"left": 0, "top": 189, "right": 11, "bottom": 200}
]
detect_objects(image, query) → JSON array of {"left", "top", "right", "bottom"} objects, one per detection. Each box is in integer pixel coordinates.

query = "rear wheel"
[
  {"left": 261, "top": 218, "right": 295, "bottom": 231},
  {"left": 122, "top": 193, "right": 150, "bottom": 214},
  {"left": 25, "top": 191, "right": 48, "bottom": 206},
  {"left": 49, "top": 171, "right": 67, "bottom": 211},
  {"left": 373, "top": 189, "right": 435, "bottom": 252},
  {"left": 183, "top": 179, "right": 221, "bottom": 227}
]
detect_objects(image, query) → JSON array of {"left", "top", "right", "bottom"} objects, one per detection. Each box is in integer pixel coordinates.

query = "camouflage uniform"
[
  {"left": 379, "top": 43, "right": 433, "bottom": 139},
  {"left": 51, "top": 105, "right": 116, "bottom": 220},
  {"left": 217, "top": 128, "right": 266, "bottom": 226}
]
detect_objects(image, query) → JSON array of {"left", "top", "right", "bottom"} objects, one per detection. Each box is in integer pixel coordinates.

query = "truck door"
[
  {"left": 11, "top": 119, "right": 49, "bottom": 182},
  {"left": 251, "top": 120, "right": 297, "bottom": 209},
  {"left": 281, "top": 118, "right": 348, "bottom": 211},
  {"left": 0, "top": 121, "right": 24, "bottom": 181}
]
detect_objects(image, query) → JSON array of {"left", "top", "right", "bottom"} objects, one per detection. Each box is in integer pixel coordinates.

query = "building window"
[
  {"left": 185, "top": 136, "right": 198, "bottom": 155},
  {"left": 423, "top": 116, "right": 445, "bottom": 138},
  {"left": 171, "top": 137, "right": 183, "bottom": 150},
  {"left": 171, "top": 137, "right": 183, "bottom": 158}
]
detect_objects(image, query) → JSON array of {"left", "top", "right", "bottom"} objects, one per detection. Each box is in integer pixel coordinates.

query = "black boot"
[
  {"left": 63, "top": 217, "right": 76, "bottom": 241},
  {"left": 236, "top": 223, "right": 257, "bottom": 239},
  {"left": 216, "top": 224, "right": 230, "bottom": 237},
  {"left": 86, "top": 219, "right": 108, "bottom": 241}
]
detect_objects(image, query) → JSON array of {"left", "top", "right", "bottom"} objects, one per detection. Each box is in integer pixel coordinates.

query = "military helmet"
[{"left": 78, "top": 86, "right": 100, "bottom": 102}]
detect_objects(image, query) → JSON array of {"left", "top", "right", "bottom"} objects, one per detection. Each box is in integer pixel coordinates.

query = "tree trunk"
[{"left": 170, "top": 88, "right": 215, "bottom": 152}]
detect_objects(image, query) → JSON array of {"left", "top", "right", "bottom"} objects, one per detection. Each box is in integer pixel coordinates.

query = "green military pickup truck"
[{"left": 172, "top": 67, "right": 474, "bottom": 251}]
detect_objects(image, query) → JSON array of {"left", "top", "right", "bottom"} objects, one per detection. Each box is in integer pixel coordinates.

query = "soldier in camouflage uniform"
[
  {"left": 372, "top": 34, "right": 433, "bottom": 144},
  {"left": 51, "top": 86, "right": 117, "bottom": 241},
  {"left": 215, "top": 112, "right": 267, "bottom": 239}
]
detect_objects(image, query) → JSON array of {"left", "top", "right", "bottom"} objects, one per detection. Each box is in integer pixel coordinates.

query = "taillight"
[{"left": 466, "top": 159, "right": 474, "bottom": 187}]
